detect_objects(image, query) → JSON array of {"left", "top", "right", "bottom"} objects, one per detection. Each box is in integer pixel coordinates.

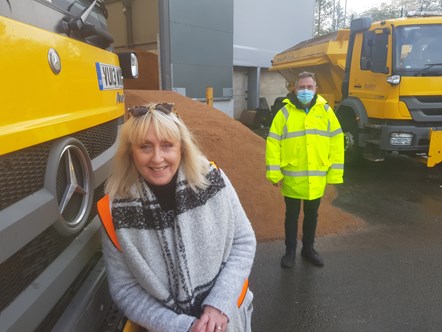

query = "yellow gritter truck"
[
  {"left": 270, "top": 13, "right": 442, "bottom": 167},
  {"left": 0, "top": 1, "right": 137, "bottom": 330}
]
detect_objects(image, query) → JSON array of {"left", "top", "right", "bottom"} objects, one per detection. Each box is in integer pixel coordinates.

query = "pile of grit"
[{"left": 124, "top": 90, "right": 365, "bottom": 241}]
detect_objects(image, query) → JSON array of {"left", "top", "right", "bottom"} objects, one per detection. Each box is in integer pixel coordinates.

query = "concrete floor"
[{"left": 250, "top": 156, "right": 442, "bottom": 332}]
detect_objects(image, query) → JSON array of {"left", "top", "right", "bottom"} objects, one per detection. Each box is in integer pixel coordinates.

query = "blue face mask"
[{"left": 296, "top": 89, "right": 315, "bottom": 105}]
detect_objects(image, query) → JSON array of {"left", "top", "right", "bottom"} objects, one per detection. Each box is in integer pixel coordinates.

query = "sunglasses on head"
[{"left": 128, "top": 103, "right": 176, "bottom": 117}]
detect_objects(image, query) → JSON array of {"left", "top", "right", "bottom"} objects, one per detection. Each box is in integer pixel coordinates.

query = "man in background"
[{"left": 265, "top": 71, "right": 344, "bottom": 268}]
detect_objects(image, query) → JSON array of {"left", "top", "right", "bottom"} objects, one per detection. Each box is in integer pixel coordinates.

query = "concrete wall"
[
  {"left": 233, "top": 68, "right": 288, "bottom": 119},
  {"left": 260, "top": 70, "right": 288, "bottom": 110},
  {"left": 233, "top": 68, "right": 248, "bottom": 119}
]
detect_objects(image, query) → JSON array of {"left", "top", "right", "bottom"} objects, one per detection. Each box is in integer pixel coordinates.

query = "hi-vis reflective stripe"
[
  {"left": 267, "top": 131, "right": 282, "bottom": 140},
  {"left": 271, "top": 127, "right": 343, "bottom": 141},
  {"left": 268, "top": 165, "right": 343, "bottom": 172},
  {"left": 329, "top": 163, "right": 344, "bottom": 169},
  {"left": 274, "top": 103, "right": 338, "bottom": 141},
  {"left": 266, "top": 165, "right": 281, "bottom": 171},
  {"left": 282, "top": 170, "right": 328, "bottom": 177},
  {"left": 96, "top": 188, "right": 248, "bottom": 309},
  {"left": 330, "top": 128, "right": 343, "bottom": 136}
]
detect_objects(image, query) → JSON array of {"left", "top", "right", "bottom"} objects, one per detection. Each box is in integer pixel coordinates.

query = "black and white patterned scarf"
[{"left": 111, "top": 165, "right": 227, "bottom": 317}]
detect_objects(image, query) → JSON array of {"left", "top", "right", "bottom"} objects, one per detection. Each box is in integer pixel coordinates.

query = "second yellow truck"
[{"left": 270, "top": 13, "right": 442, "bottom": 167}]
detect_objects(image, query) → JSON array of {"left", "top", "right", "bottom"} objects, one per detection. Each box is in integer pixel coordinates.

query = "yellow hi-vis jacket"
[{"left": 266, "top": 95, "right": 344, "bottom": 200}]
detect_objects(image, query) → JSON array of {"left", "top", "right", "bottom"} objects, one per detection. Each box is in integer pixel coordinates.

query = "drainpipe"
[{"left": 122, "top": 0, "right": 134, "bottom": 48}]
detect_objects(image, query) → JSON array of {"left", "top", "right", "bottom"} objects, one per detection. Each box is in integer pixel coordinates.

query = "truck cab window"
[
  {"left": 360, "top": 29, "right": 389, "bottom": 73},
  {"left": 360, "top": 31, "right": 375, "bottom": 70}
]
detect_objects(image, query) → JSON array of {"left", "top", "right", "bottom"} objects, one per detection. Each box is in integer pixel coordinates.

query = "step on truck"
[
  {"left": 270, "top": 12, "right": 442, "bottom": 167},
  {"left": 0, "top": 1, "right": 138, "bottom": 331}
]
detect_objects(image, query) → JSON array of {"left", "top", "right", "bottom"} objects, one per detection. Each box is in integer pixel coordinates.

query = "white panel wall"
[{"left": 260, "top": 70, "right": 289, "bottom": 109}]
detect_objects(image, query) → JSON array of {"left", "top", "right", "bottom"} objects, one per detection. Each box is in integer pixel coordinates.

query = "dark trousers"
[{"left": 284, "top": 196, "right": 321, "bottom": 251}]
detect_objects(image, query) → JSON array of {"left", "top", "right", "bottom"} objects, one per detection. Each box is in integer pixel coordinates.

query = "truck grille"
[
  {"left": 0, "top": 119, "right": 118, "bottom": 211},
  {"left": 0, "top": 184, "right": 104, "bottom": 311},
  {"left": 0, "top": 118, "right": 118, "bottom": 311},
  {"left": 400, "top": 96, "right": 442, "bottom": 122}
]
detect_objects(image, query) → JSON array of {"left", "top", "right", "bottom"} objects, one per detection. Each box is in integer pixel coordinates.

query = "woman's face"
[{"left": 131, "top": 124, "right": 182, "bottom": 186}]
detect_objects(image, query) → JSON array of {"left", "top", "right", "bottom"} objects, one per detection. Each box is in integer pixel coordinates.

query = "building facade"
[{"left": 104, "top": 0, "right": 315, "bottom": 118}]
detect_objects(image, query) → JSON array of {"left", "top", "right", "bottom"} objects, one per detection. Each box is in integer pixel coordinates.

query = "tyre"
[{"left": 338, "top": 112, "right": 362, "bottom": 165}]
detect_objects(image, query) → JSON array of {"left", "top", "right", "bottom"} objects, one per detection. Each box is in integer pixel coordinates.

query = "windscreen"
[{"left": 395, "top": 24, "right": 442, "bottom": 76}]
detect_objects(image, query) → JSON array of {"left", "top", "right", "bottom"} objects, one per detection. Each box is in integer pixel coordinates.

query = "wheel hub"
[{"left": 344, "top": 131, "right": 355, "bottom": 151}]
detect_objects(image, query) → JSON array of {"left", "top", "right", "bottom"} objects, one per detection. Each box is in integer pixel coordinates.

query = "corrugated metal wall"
[{"left": 165, "top": 0, "right": 233, "bottom": 100}]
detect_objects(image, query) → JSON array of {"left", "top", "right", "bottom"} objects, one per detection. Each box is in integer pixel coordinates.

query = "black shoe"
[
  {"left": 301, "top": 247, "right": 324, "bottom": 267},
  {"left": 281, "top": 249, "right": 296, "bottom": 268}
]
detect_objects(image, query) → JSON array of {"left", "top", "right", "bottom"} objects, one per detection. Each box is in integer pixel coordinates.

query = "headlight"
[
  {"left": 130, "top": 53, "right": 138, "bottom": 78},
  {"left": 386, "top": 75, "right": 400, "bottom": 85},
  {"left": 118, "top": 52, "right": 138, "bottom": 79},
  {"left": 390, "top": 133, "right": 413, "bottom": 145}
]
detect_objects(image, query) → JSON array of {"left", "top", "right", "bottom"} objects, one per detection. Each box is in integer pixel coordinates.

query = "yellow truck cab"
[
  {"left": 270, "top": 13, "right": 442, "bottom": 167},
  {"left": 0, "top": 1, "right": 137, "bottom": 330}
]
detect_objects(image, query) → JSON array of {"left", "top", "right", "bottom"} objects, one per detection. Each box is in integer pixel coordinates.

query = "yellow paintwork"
[
  {"left": 0, "top": 15, "right": 125, "bottom": 156},
  {"left": 123, "top": 320, "right": 146, "bottom": 332},
  {"left": 428, "top": 129, "right": 442, "bottom": 167},
  {"left": 270, "top": 29, "right": 349, "bottom": 108}
]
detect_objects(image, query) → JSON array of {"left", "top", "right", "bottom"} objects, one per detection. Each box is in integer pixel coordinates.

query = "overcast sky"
[{"left": 345, "top": 0, "right": 389, "bottom": 13}]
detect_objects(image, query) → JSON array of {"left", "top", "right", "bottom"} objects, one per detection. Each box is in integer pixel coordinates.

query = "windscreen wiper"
[
  {"left": 65, "top": 0, "right": 98, "bottom": 31},
  {"left": 62, "top": 0, "right": 113, "bottom": 48},
  {"left": 415, "top": 63, "right": 442, "bottom": 76}
]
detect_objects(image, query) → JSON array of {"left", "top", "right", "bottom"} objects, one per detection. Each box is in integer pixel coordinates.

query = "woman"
[{"left": 101, "top": 103, "right": 256, "bottom": 332}]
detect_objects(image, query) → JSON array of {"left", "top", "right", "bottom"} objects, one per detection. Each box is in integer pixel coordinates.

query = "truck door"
[{"left": 349, "top": 27, "right": 398, "bottom": 120}]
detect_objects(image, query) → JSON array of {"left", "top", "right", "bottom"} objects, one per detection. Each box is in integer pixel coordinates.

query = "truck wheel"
[{"left": 340, "top": 115, "right": 361, "bottom": 164}]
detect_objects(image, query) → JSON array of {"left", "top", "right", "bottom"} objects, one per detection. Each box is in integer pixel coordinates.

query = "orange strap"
[
  {"left": 97, "top": 194, "right": 121, "bottom": 251},
  {"left": 96, "top": 190, "right": 248, "bottom": 308},
  {"left": 237, "top": 278, "right": 249, "bottom": 307}
]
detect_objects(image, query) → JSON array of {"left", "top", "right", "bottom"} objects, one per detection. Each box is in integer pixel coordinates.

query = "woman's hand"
[{"left": 190, "top": 305, "right": 228, "bottom": 332}]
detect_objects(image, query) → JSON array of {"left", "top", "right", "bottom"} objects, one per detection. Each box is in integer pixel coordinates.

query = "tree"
[
  {"left": 315, "top": 0, "right": 442, "bottom": 37},
  {"left": 360, "top": 0, "right": 442, "bottom": 21},
  {"left": 314, "top": 0, "right": 366, "bottom": 36},
  {"left": 334, "top": 1, "right": 346, "bottom": 30},
  {"left": 390, "top": 0, "right": 442, "bottom": 12},
  {"left": 361, "top": 3, "right": 402, "bottom": 21},
  {"left": 315, "top": 0, "right": 334, "bottom": 36}
]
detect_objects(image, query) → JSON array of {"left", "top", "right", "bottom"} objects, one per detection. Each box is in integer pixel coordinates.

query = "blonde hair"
[{"left": 105, "top": 103, "right": 210, "bottom": 198}]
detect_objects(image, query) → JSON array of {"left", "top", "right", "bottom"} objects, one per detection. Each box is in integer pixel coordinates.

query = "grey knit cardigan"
[{"left": 102, "top": 165, "right": 256, "bottom": 332}]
